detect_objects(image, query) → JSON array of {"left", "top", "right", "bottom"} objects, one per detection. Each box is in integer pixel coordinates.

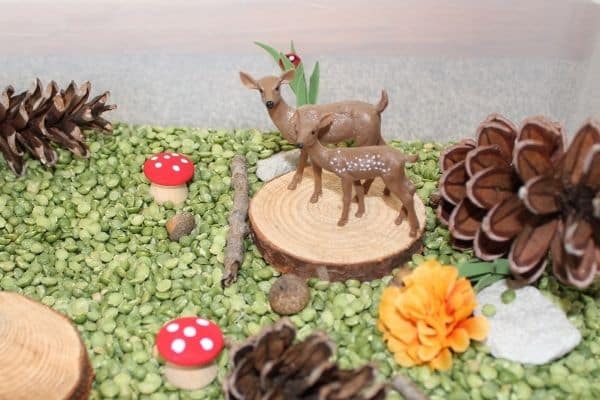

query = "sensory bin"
[{"left": 1, "top": 124, "right": 599, "bottom": 400}]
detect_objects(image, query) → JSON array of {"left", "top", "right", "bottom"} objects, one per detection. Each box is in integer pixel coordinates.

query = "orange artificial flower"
[{"left": 378, "top": 260, "right": 489, "bottom": 371}]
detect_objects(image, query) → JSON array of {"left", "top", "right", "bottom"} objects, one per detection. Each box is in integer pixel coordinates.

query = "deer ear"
[
  {"left": 280, "top": 69, "right": 296, "bottom": 85},
  {"left": 240, "top": 71, "right": 259, "bottom": 90},
  {"left": 319, "top": 112, "right": 334, "bottom": 130}
]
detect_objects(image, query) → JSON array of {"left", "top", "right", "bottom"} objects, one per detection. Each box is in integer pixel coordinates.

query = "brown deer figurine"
[
  {"left": 292, "top": 109, "right": 420, "bottom": 237},
  {"left": 239, "top": 69, "right": 390, "bottom": 202}
]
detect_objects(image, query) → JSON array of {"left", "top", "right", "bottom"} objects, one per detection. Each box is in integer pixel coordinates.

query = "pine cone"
[
  {"left": 224, "top": 319, "right": 386, "bottom": 400},
  {"left": 438, "top": 114, "right": 600, "bottom": 288},
  {"left": 0, "top": 79, "right": 116, "bottom": 176}
]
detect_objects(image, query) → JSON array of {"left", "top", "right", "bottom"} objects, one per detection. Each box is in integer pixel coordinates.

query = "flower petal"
[
  {"left": 458, "top": 316, "right": 489, "bottom": 341},
  {"left": 581, "top": 143, "right": 600, "bottom": 190},
  {"left": 447, "top": 328, "right": 470, "bottom": 353},
  {"left": 417, "top": 343, "right": 442, "bottom": 362},
  {"left": 439, "top": 160, "right": 468, "bottom": 205},
  {"left": 393, "top": 350, "right": 418, "bottom": 368},
  {"left": 466, "top": 166, "right": 517, "bottom": 209},
  {"left": 473, "top": 227, "right": 511, "bottom": 260},
  {"left": 560, "top": 119, "right": 600, "bottom": 185},
  {"left": 564, "top": 216, "right": 593, "bottom": 257},
  {"left": 477, "top": 118, "right": 517, "bottom": 159},
  {"left": 519, "top": 175, "right": 561, "bottom": 215},
  {"left": 509, "top": 219, "right": 557, "bottom": 275},
  {"left": 464, "top": 145, "right": 510, "bottom": 177},
  {"left": 517, "top": 116, "right": 564, "bottom": 160},
  {"left": 513, "top": 139, "right": 553, "bottom": 182},
  {"left": 481, "top": 195, "right": 527, "bottom": 242},
  {"left": 429, "top": 348, "right": 453, "bottom": 371},
  {"left": 448, "top": 198, "right": 485, "bottom": 241},
  {"left": 566, "top": 240, "right": 598, "bottom": 289},
  {"left": 440, "top": 139, "right": 476, "bottom": 171}
]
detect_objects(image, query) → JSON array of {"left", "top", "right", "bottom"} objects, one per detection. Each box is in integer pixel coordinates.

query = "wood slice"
[
  {"left": 249, "top": 167, "right": 427, "bottom": 281},
  {"left": 0, "top": 292, "right": 94, "bottom": 400}
]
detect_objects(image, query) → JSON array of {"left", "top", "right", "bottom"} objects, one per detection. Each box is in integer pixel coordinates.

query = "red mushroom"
[
  {"left": 143, "top": 152, "right": 194, "bottom": 205},
  {"left": 155, "top": 317, "right": 224, "bottom": 390},
  {"left": 278, "top": 52, "right": 302, "bottom": 69}
]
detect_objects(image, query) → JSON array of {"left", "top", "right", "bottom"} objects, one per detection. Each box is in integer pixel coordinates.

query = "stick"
[
  {"left": 222, "top": 154, "right": 249, "bottom": 287},
  {"left": 390, "top": 374, "right": 430, "bottom": 400}
]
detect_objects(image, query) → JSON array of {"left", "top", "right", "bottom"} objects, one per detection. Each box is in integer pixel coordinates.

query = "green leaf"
[
  {"left": 290, "top": 40, "right": 296, "bottom": 53},
  {"left": 457, "top": 261, "right": 495, "bottom": 278},
  {"left": 294, "top": 63, "right": 308, "bottom": 106},
  {"left": 255, "top": 41, "right": 281, "bottom": 64},
  {"left": 492, "top": 259, "right": 510, "bottom": 275},
  {"left": 473, "top": 273, "right": 505, "bottom": 292},
  {"left": 308, "top": 61, "right": 320, "bottom": 104}
]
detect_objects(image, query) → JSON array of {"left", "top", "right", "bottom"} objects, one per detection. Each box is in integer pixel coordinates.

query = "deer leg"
[
  {"left": 354, "top": 182, "right": 365, "bottom": 218},
  {"left": 385, "top": 178, "right": 419, "bottom": 237},
  {"left": 288, "top": 149, "right": 308, "bottom": 190},
  {"left": 376, "top": 137, "right": 392, "bottom": 196},
  {"left": 310, "top": 164, "right": 323, "bottom": 203},
  {"left": 338, "top": 178, "right": 353, "bottom": 227}
]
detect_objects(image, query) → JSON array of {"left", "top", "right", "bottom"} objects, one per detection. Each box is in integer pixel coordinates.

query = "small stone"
[
  {"left": 256, "top": 149, "right": 302, "bottom": 182},
  {"left": 165, "top": 212, "right": 196, "bottom": 241},
  {"left": 268, "top": 274, "right": 310, "bottom": 315},
  {"left": 475, "top": 279, "right": 581, "bottom": 365}
]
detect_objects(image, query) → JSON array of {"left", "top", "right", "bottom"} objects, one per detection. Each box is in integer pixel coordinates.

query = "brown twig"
[
  {"left": 222, "top": 154, "right": 249, "bottom": 287},
  {"left": 390, "top": 374, "right": 430, "bottom": 400}
]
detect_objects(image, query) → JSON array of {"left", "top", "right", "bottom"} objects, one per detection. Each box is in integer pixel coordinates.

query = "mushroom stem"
[
  {"left": 149, "top": 183, "right": 188, "bottom": 205},
  {"left": 163, "top": 362, "right": 218, "bottom": 390}
]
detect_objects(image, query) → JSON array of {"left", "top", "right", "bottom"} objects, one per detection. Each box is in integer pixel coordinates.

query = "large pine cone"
[
  {"left": 438, "top": 114, "right": 599, "bottom": 288},
  {"left": 0, "top": 79, "right": 115, "bottom": 176},
  {"left": 224, "top": 319, "right": 386, "bottom": 400}
]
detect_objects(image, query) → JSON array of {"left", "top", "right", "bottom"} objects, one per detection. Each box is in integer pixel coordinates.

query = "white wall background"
[{"left": 1, "top": 0, "right": 599, "bottom": 140}]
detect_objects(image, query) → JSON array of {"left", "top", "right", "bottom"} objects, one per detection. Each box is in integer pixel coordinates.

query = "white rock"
[
  {"left": 256, "top": 149, "right": 302, "bottom": 182},
  {"left": 475, "top": 279, "right": 581, "bottom": 365}
]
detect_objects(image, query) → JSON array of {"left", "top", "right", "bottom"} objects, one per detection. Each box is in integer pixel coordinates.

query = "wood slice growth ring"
[
  {"left": 249, "top": 167, "right": 427, "bottom": 281},
  {"left": 0, "top": 292, "right": 94, "bottom": 400}
]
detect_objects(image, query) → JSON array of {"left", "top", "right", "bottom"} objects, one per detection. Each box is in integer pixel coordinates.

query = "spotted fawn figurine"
[
  {"left": 292, "top": 109, "right": 419, "bottom": 237},
  {"left": 239, "top": 69, "right": 390, "bottom": 202}
]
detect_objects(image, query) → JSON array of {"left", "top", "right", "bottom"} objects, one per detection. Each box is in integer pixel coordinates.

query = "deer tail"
[{"left": 375, "top": 90, "right": 389, "bottom": 114}]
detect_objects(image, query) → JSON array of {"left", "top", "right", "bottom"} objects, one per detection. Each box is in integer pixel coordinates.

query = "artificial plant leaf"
[
  {"left": 439, "top": 160, "right": 468, "bottom": 205},
  {"left": 457, "top": 260, "right": 496, "bottom": 277},
  {"left": 492, "top": 258, "right": 511, "bottom": 275},
  {"left": 481, "top": 195, "right": 526, "bottom": 241},
  {"left": 473, "top": 273, "right": 505, "bottom": 292},
  {"left": 476, "top": 120, "right": 516, "bottom": 159},
  {"left": 464, "top": 145, "right": 510, "bottom": 177},
  {"left": 513, "top": 139, "right": 553, "bottom": 182},
  {"left": 308, "top": 61, "right": 320, "bottom": 105},
  {"left": 521, "top": 175, "right": 561, "bottom": 215},
  {"left": 448, "top": 198, "right": 485, "bottom": 241},
  {"left": 294, "top": 63, "right": 308, "bottom": 107},
  {"left": 517, "top": 116, "right": 564, "bottom": 159},
  {"left": 560, "top": 119, "right": 600, "bottom": 185},
  {"left": 509, "top": 218, "right": 557, "bottom": 275},
  {"left": 439, "top": 140, "right": 476, "bottom": 171},
  {"left": 566, "top": 240, "right": 598, "bottom": 289},
  {"left": 290, "top": 40, "right": 296, "bottom": 53},
  {"left": 473, "top": 228, "right": 510, "bottom": 261},
  {"left": 466, "top": 166, "right": 516, "bottom": 209},
  {"left": 581, "top": 143, "right": 600, "bottom": 189},
  {"left": 255, "top": 41, "right": 282, "bottom": 64}
]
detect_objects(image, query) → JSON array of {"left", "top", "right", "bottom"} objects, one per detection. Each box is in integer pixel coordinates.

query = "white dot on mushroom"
[
  {"left": 155, "top": 162, "right": 163, "bottom": 168},
  {"left": 172, "top": 165, "right": 181, "bottom": 172},
  {"left": 151, "top": 156, "right": 158, "bottom": 160},
  {"left": 171, "top": 338, "right": 186, "bottom": 353},
  {"left": 196, "top": 318, "right": 209, "bottom": 326},
  {"left": 166, "top": 323, "right": 179, "bottom": 332},
  {"left": 200, "top": 338, "right": 214, "bottom": 351},
  {"left": 183, "top": 327, "right": 197, "bottom": 337},
  {"left": 164, "top": 155, "right": 171, "bottom": 159},
  {"left": 181, "top": 159, "right": 189, "bottom": 164}
]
